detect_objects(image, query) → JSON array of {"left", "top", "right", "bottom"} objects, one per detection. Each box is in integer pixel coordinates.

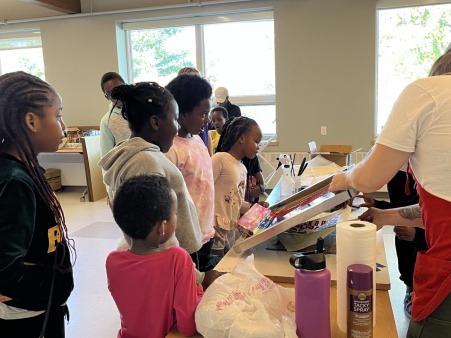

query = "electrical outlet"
[{"left": 321, "top": 126, "right": 327, "bottom": 135}]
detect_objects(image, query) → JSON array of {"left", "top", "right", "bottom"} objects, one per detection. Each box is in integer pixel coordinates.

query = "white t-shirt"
[
  {"left": 377, "top": 75, "right": 451, "bottom": 202},
  {"left": 212, "top": 152, "right": 248, "bottom": 230},
  {"left": 99, "top": 104, "right": 131, "bottom": 157}
]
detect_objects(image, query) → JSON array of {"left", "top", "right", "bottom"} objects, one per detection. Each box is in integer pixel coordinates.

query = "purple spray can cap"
[{"left": 347, "top": 264, "right": 373, "bottom": 290}]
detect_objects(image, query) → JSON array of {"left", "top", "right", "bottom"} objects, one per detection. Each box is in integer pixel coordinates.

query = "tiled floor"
[
  {"left": 60, "top": 187, "right": 409, "bottom": 338},
  {"left": 61, "top": 187, "right": 120, "bottom": 338}
]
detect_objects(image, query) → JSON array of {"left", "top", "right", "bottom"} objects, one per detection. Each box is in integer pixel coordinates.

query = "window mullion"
[
  {"left": 195, "top": 24, "right": 205, "bottom": 76},
  {"left": 125, "top": 30, "right": 134, "bottom": 83}
]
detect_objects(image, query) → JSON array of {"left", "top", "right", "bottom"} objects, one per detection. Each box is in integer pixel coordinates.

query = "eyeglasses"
[{"left": 104, "top": 90, "right": 113, "bottom": 99}]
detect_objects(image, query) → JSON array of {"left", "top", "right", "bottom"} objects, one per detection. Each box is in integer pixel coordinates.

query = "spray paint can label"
[
  {"left": 347, "top": 288, "right": 373, "bottom": 337},
  {"left": 347, "top": 264, "right": 373, "bottom": 338}
]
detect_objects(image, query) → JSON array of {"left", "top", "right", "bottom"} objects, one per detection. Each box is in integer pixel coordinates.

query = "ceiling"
[
  {"left": 0, "top": 0, "right": 212, "bottom": 23},
  {"left": 0, "top": 0, "right": 62, "bottom": 22}
]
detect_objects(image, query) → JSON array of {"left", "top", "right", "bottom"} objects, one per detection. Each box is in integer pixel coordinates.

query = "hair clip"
[{"left": 149, "top": 81, "right": 166, "bottom": 93}]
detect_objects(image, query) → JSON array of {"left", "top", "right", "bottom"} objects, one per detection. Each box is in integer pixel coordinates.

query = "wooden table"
[
  {"left": 168, "top": 230, "right": 395, "bottom": 337},
  {"left": 167, "top": 173, "right": 397, "bottom": 337},
  {"left": 166, "top": 285, "right": 397, "bottom": 338},
  {"left": 39, "top": 136, "right": 107, "bottom": 202},
  {"left": 55, "top": 146, "right": 83, "bottom": 153},
  {"left": 214, "top": 231, "right": 390, "bottom": 290},
  {"left": 56, "top": 146, "right": 88, "bottom": 200}
]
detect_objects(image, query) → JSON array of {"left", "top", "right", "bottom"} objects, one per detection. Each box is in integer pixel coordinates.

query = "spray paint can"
[{"left": 347, "top": 264, "right": 373, "bottom": 338}]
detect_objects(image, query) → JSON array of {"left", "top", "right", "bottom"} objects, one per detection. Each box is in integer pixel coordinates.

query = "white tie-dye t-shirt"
[{"left": 166, "top": 135, "right": 215, "bottom": 243}]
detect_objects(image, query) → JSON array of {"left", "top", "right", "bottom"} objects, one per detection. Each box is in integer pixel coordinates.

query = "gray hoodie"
[{"left": 99, "top": 137, "right": 203, "bottom": 254}]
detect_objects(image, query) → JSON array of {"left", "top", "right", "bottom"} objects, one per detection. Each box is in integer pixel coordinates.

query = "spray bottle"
[
  {"left": 289, "top": 238, "right": 331, "bottom": 338},
  {"left": 280, "top": 155, "right": 295, "bottom": 199}
]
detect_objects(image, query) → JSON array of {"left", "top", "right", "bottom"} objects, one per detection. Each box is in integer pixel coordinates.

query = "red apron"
[{"left": 412, "top": 183, "right": 451, "bottom": 321}]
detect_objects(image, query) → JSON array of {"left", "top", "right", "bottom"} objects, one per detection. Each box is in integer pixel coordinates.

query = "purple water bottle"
[{"left": 289, "top": 238, "right": 331, "bottom": 338}]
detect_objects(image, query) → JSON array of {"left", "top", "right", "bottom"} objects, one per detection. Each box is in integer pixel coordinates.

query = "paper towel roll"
[{"left": 336, "top": 221, "right": 377, "bottom": 333}]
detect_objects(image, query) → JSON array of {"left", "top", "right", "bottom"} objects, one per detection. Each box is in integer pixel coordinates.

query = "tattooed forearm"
[{"left": 398, "top": 205, "right": 422, "bottom": 221}]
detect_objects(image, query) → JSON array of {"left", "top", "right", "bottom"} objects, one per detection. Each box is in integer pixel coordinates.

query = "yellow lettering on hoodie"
[{"left": 47, "top": 225, "right": 61, "bottom": 253}]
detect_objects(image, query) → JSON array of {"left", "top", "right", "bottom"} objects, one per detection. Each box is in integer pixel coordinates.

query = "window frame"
[
  {"left": 122, "top": 10, "right": 276, "bottom": 135},
  {"left": 375, "top": 0, "right": 451, "bottom": 134},
  {"left": 0, "top": 29, "right": 44, "bottom": 79}
]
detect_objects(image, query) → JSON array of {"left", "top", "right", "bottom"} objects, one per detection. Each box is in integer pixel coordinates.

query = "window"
[
  {"left": 202, "top": 20, "right": 275, "bottom": 96},
  {"left": 0, "top": 30, "right": 45, "bottom": 79},
  {"left": 123, "top": 11, "right": 275, "bottom": 135},
  {"left": 128, "top": 26, "right": 196, "bottom": 84},
  {"left": 240, "top": 105, "right": 275, "bottom": 134},
  {"left": 376, "top": 3, "right": 451, "bottom": 134}
]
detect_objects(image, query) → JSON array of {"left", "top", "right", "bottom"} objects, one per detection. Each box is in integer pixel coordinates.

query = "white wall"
[
  {"left": 0, "top": 0, "right": 376, "bottom": 152},
  {"left": 274, "top": 0, "right": 375, "bottom": 152}
]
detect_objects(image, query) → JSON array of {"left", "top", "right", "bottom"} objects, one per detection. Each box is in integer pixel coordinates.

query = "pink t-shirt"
[
  {"left": 166, "top": 135, "right": 215, "bottom": 243},
  {"left": 106, "top": 246, "right": 203, "bottom": 338}
]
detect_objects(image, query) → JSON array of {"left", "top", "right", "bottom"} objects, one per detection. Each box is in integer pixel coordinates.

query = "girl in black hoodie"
[{"left": 0, "top": 71, "right": 74, "bottom": 338}]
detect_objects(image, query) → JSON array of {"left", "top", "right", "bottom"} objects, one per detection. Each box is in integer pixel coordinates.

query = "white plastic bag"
[{"left": 195, "top": 256, "right": 296, "bottom": 338}]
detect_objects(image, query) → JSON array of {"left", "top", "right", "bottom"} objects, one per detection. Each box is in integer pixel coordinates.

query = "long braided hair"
[
  {"left": 0, "top": 71, "right": 75, "bottom": 269},
  {"left": 110, "top": 81, "right": 174, "bottom": 133},
  {"left": 216, "top": 116, "right": 258, "bottom": 153},
  {"left": 216, "top": 116, "right": 260, "bottom": 202}
]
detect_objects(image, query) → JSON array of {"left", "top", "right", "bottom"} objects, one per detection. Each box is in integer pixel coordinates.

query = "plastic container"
[
  {"left": 289, "top": 238, "right": 331, "bottom": 338},
  {"left": 280, "top": 163, "right": 295, "bottom": 199},
  {"left": 347, "top": 264, "right": 373, "bottom": 338},
  {"left": 294, "top": 176, "right": 303, "bottom": 193}
]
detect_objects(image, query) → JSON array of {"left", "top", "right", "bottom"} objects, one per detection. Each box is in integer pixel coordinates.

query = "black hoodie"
[{"left": 0, "top": 153, "right": 73, "bottom": 312}]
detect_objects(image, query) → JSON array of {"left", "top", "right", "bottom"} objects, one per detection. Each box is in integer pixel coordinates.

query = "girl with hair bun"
[{"left": 99, "top": 81, "right": 218, "bottom": 288}]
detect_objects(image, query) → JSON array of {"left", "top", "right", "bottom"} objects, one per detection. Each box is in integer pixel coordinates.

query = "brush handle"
[
  {"left": 298, "top": 157, "right": 306, "bottom": 176},
  {"left": 300, "top": 162, "right": 308, "bottom": 176}
]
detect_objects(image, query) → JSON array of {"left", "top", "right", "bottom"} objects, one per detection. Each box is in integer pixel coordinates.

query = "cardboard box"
[
  {"left": 309, "top": 143, "right": 358, "bottom": 166},
  {"left": 48, "top": 177, "right": 62, "bottom": 191},
  {"left": 44, "top": 168, "right": 61, "bottom": 179},
  {"left": 45, "top": 168, "right": 62, "bottom": 191}
]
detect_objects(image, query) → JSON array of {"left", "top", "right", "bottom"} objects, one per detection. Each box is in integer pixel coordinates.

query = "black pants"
[
  {"left": 0, "top": 304, "right": 68, "bottom": 338},
  {"left": 190, "top": 238, "right": 220, "bottom": 272},
  {"left": 387, "top": 171, "right": 427, "bottom": 288}
]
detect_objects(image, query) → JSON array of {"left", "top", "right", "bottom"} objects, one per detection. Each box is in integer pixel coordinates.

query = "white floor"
[{"left": 59, "top": 187, "right": 409, "bottom": 338}]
